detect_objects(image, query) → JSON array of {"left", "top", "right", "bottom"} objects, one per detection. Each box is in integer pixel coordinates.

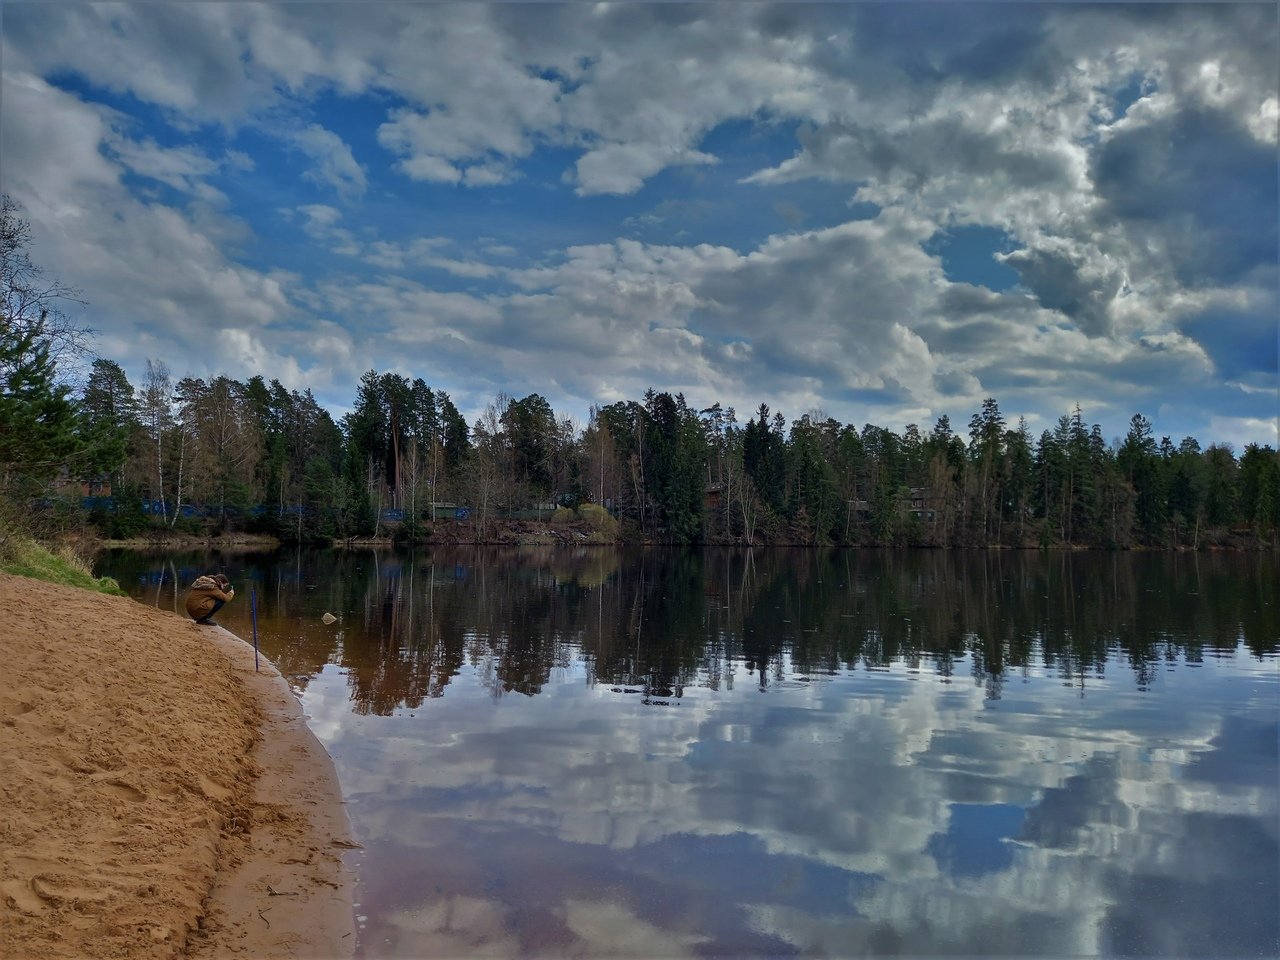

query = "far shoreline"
[{"left": 92, "top": 530, "right": 1277, "bottom": 552}]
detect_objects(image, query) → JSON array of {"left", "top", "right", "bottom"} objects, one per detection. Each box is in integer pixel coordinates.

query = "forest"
[
  {"left": 56, "top": 362, "right": 1280, "bottom": 548},
  {"left": 3, "top": 194, "right": 1278, "bottom": 549}
]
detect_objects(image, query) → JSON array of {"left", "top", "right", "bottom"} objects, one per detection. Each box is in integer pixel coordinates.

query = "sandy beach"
[{"left": 0, "top": 572, "right": 355, "bottom": 959}]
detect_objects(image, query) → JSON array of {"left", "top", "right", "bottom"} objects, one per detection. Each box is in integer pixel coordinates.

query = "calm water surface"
[{"left": 97, "top": 548, "right": 1279, "bottom": 958}]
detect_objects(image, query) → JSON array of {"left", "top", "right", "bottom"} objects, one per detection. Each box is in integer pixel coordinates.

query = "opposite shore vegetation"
[{"left": 3, "top": 192, "right": 1278, "bottom": 562}]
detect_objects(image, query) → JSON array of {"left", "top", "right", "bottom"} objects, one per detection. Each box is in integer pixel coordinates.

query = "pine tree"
[
  {"left": 79, "top": 359, "right": 137, "bottom": 485},
  {"left": 1238, "top": 444, "right": 1280, "bottom": 542},
  {"left": 0, "top": 319, "right": 79, "bottom": 485},
  {"left": 1, "top": 196, "right": 84, "bottom": 491}
]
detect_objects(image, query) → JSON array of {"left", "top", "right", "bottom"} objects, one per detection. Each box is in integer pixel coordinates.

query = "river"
[{"left": 95, "top": 547, "right": 1279, "bottom": 958}]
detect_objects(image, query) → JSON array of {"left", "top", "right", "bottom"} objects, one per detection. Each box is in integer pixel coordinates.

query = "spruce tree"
[{"left": 1, "top": 196, "right": 84, "bottom": 490}]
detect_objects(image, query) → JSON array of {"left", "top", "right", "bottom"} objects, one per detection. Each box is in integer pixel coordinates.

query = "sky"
[{"left": 1, "top": 2, "right": 1276, "bottom": 448}]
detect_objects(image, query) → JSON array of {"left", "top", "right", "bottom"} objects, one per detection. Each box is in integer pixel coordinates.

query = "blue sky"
[{"left": 2, "top": 2, "right": 1276, "bottom": 447}]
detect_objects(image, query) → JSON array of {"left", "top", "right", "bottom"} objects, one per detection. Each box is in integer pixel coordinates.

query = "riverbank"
[
  {"left": 0, "top": 573, "right": 354, "bottom": 959},
  {"left": 95, "top": 532, "right": 282, "bottom": 551},
  {"left": 81, "top": 517, "right": 1276, "bottom": 552}
]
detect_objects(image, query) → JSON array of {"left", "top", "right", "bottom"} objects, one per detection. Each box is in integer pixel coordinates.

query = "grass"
[{"left": 0, "top": 536, "right": 126, "bottom": 596}]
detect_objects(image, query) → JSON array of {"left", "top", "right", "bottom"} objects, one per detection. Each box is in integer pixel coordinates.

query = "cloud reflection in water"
[{"left": 309, "top": 650, "right": 1275, "bottom": 956}]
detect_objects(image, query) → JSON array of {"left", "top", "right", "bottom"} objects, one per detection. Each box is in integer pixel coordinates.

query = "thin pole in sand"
[{"left": 251, "top": 587, "right": 260, "bottom": 673}]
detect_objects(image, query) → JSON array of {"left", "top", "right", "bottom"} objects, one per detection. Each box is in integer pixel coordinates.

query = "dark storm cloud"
[
  {"left": 1179, "top": 308, "right": 1279, "bottom": 380},
  {"left": 1001, "top": 244, "right": 1125, "bottom": 338},
  {"left": 850, "top": 4, "right": 1060, "bottom": 86},
  {"left": 1092, "top": 107, "right": 1279, "bottom": 288}
]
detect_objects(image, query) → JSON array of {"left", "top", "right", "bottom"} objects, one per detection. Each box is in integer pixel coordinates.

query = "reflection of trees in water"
[
  {"left": 99, "top": 546, "right": 1277, "bottom": 715},
  {"left": 337, "top": 548, "right": 1276, "bottom": 714},
  {"left": 339, "top": 547, "right": 626, "bottom": 712}
]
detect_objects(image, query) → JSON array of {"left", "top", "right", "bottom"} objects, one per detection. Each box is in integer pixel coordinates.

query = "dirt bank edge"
[{"left": 187, "top": 629, "right": 356, "bottom": 959}]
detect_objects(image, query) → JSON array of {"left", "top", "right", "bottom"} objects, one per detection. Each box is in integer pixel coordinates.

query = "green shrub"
[
  {"left": 577, "top": 503, "right": 619, "bottom": 540},
  {"left": 394, "top": 517, "right": 431, "bottom": 543}
]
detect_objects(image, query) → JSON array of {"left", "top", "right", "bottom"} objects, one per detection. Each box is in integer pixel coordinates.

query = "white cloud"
[
  {"left": 2, "top": 4, "right": 268, "bottom": 121},
  {"left": 106, "top": 136, "right": 222, "bottom": 199},
  {"left": 573, "top": 143, "right": 719, "bottom": 196},
  {"left": 1, "top": 67, "right": 308, "bottom": 391},
  {"left": 1248, "top": 96, "right": 1279, "bottom": 143},
  {"left": 2, "top": 3, "right": 1274, "bottom": 444},
  {"left": 290, "top": 203, "right": 361, "bottom": 256},
  {"left": 1, "top": 72, "right": 120, "bottom": 209},
  {"left": 1208, "top": 416, "right": 1280, "bottom": 451},
  {"left": 284, "top": 123, "right": 367, "bottom": 198},
  {"left": 363, "top": 238, "right": 452, "bottom": 271},
  {"left": 391, "top": 152, "right": 463, "bottom": 185}
]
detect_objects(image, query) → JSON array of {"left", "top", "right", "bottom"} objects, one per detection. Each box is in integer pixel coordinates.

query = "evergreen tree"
[
  {"left": 967, "top": 397, "right": 1006, "bottom": 541},
  {"left": 0, "top": 318, "right": 79, "bottom": 486},
  {"left": 925, "top": 415, "right": 965, "bottom": 544},
  {"left": 437, "top": 391, "right": 471, "bottom": 484},
  {"left": 1034, "top": 426, "right": 1066, "bottom": 545},
  {"left": 1002, "top": 418, "right": 1034, "bottom": 544},
  {"left": 640, "top": 390, "right": 705, "bottom": 542},
  {"left": 1064, "top": 406, "right": 1101, "bottom": 544},
  {"left": 1237, "top": 444, "right": 1279, "bottom": 542},
  {"left": 1117, "top": 413, "right": 1165, "bottom": 544},
  {"left": 503, "top": 393, "right": 558, "bottom": 501},
  {"left": 786, "top": 414, "right": 841, "bottom": 543},
  {"left": 1167, "top": 437, "right": 1206, "bottom": 545},
  {"left": 743, "top": 404, "right": 786, "bottom": 517},
  {"left": 1, "top": 195, "right": 84, "bottom": 491},
  {"left": 78, "top": 359, "right": 137, "bottom": 486},
  {"left": 1202, "top": 445, "right": 1239, "bottom": 529}
]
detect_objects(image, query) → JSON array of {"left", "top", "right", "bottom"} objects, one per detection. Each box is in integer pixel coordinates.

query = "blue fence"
[{"left": 54, "top": 497, "right": 576, "bottom": 525}]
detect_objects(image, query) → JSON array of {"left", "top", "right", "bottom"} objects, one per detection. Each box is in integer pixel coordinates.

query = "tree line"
[
  {"left": 4, "top": 194, "right": 1277, "bottom": 548},
  {"left": 33, "top": 357, "right": 1280, "bottom": 549}
]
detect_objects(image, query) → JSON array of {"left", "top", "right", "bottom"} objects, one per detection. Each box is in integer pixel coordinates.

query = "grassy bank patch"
[{"left": 0, "top": 537, "right": 125, "bottom": 595}]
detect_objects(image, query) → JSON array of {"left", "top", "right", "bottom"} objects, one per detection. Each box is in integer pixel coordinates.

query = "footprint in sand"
[
  {"left": 89, "top": 772, "right": 147, "bottom": 803},
  {"left": 52, "top": 751, "right": 98, "bottom": 775},
  {"left": 101, "top": 780, "right": 147, "bottom": 803},
  {"left": 31, "top": 874, "right": 111, "bottom": 907},
  {"left": 2, "top": 878, "right": 48, "bottom": 915},
  {"left": 198, "top": 774, "right": 232, "bottom": 801},
  {"left": 2, "top": 874, "right": 109, "bottom": 913}
]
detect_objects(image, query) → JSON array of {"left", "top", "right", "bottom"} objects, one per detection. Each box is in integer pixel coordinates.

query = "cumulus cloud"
[
  {"left": 0, "top": 67, "right": 324, "bottom": 392},
  {"left": 2, "top": 4, "right": 270, "bottom": 121},
  {"left": 1, "top": 2, "right": 1274, "bottom": 442},
  {"left": 999, "top": 239, "right": 1127, "bottom": 338},
  {"left": 572, "top": 144, "right": 719, "bottom": 197},
  {"left": 1210, "top": 416, "right": 1280, "bottom": 450}
]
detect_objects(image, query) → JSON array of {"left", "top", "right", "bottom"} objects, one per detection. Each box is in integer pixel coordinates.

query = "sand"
[{"left": 0, "top": 572, "right": 355, "bottom": 959}]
